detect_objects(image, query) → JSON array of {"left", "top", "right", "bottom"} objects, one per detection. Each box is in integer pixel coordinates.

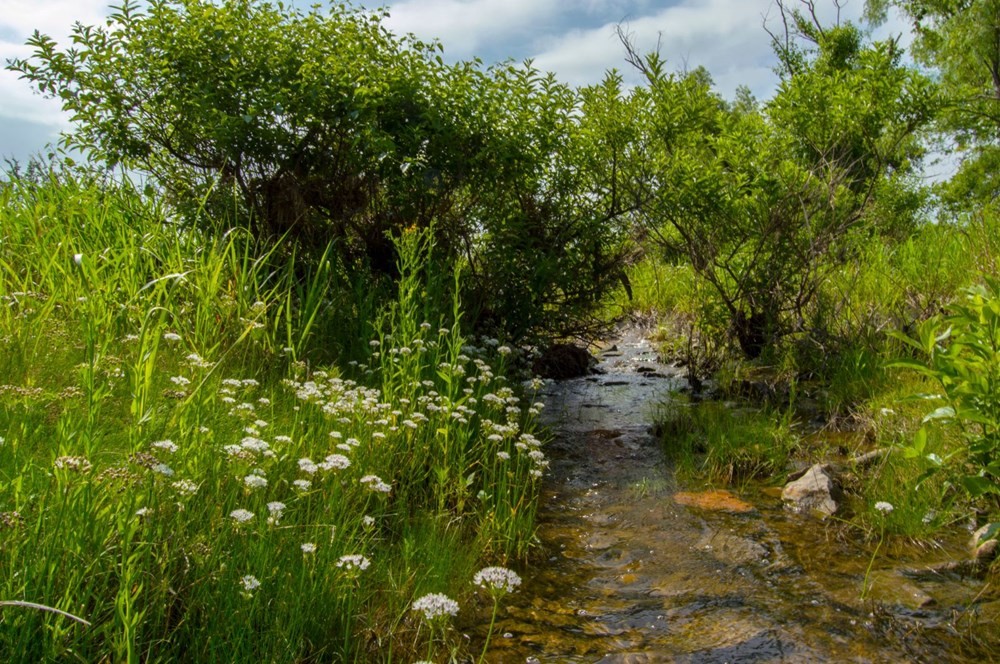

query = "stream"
[{"left": 478, "top": 328, "right": 998, "bottom": 663}]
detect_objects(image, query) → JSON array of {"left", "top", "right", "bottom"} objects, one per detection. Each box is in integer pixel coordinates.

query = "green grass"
[
  {"left": 0, "top": 171, "right": 546, "bottom": 661},
  {"left": 629, "top": 206, "right": 1000, "bottom": 544},
  {"left": 656, "top": 399, "right": 799, "bottom": 487}
]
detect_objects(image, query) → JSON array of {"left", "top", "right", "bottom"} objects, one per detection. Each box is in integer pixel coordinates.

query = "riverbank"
[{"left": 470, "top": 327, "right": 999, "bottom": 662}]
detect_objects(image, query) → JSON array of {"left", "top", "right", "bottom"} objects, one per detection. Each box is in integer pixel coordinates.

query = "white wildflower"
[
  {"left": 319, "top": 454, "right": 351, "bottom": 471},
  {"left": 172, "top": 479, "right": 198, "bottom": 495},
  {"left": 230, "top": 508, "right": 254, "bottom": 523},
  {"left": 411, "top": 593, "right": 459, "bottom": 621},
  {"left": 244, "top": 474, "right": 267, "bottom": 490},
  {"left": 360, "top": 474, "right": 392, "bottom": 494},
  {"left": 336, "top": 554, "right": 371, "bottom": 571},
  {"left": 152, "top": 439, "right": 178, "bottom": 454},
  {"left": 152, "top": 463, "right": 174, "bottom": 477},
  {"left": 874, "top": 501, "right": 894, "bottom": 514},
  {"left": 473, "top": 566, "right": 521, "bottom": 594}
]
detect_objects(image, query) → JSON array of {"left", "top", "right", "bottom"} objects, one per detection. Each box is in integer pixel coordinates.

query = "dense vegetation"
[{"left": 2, "top": 0, "right": 998, "bottom": 660}]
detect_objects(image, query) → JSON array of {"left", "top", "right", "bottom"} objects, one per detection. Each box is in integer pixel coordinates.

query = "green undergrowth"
[
  {"left": 0, "top": 172, "right": 547, "bottom": 661},
  {"left": 656, "top": 399, "right": 799, "bottom": 488},
  {"left": 631, "top": 209, "right": 1000, "bottom": 543}
]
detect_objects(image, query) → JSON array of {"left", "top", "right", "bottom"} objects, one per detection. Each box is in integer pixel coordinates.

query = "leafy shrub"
[
  {"left": 893, "top": 277, "right": 1000, "bottom": 500},
  {"left": 8, "top": 0, "right": 635, "bottom": 343}
]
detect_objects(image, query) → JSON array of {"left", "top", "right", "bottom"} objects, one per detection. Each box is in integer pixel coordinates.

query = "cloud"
[
  {"left": 384, "top": 0, "right": 565, "bottom": 56},
  {"left": 378, "top": 0, "right": 911, "bottom": 101},
  {"left": 1, "top": 1, "right": 109, "bottom": 129},
  {"left": 528, "top": 0, "right": 914, "bottom": 99}
]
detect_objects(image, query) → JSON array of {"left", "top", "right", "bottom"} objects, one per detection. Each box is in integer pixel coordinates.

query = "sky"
[{"left": 0, "top": 0, "right": 911, "bottom": 166}]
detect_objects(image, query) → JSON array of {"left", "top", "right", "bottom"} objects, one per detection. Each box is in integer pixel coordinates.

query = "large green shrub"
[
  {"left": 8, "top": 0, "right": 635, "bottom": 342},
  {"left": 611, "top": 11, "right": 932, "bottom": 360}
]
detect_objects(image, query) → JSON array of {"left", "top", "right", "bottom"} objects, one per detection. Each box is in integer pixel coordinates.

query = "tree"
[
  {"left": 619, "top": 3, "right": 933, "bottom": 358},
  {"left": 8, "top": 0, "right": 636, "bottom": 342},
  {"left": 866, "top": 0, "right": 1000, "bottom": 204}
]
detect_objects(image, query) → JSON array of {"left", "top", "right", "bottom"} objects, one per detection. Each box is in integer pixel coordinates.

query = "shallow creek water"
[{"left": 478, "top": 329, "right": 998, "bottom": 663}]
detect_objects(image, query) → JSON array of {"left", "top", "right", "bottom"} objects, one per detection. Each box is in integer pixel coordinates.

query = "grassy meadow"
[{"left": 0, "top": 171, "right": 546, "bottom": 661}]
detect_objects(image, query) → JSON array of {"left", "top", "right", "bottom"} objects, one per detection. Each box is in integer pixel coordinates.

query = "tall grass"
[{"left": 0, "top": 171, "right": 546, "bottom": 661}]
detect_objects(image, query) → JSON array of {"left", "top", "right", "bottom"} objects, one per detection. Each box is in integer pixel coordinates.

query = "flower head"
[
  {"left": 360, "top": 474, "right": 392, "bottom": 494},
  {"left": 230, "top": 508, "right": 254, "bottom": 523},
  {"left": 319, "top": 454, "right": 351, "bottom": 471},
  {"left": 411, "top": 592, "right": 459, "bottom": 622},
  {"left": 473, "top": 566, "right": 522, "bottom": 595},
  {"left": 336, "top": 554, "right": 371, "bottom": 572},
  {"left": 244, "top": 474, "right": 267, "bottom": 490},
  {"left": 172, "top": 479, "right": 198, "bottom": 496},
  {"left": 874, "top": 501, "right": 894, "bottom": 515},
  {"left": 241, "top": 575, "right": 260, "bottom": 592},
  {"left": 152, "top": 463, "right": 174, "bottom": 477},
  {"left": 152, "top": 439, "right": 178, "bottom": 454}
]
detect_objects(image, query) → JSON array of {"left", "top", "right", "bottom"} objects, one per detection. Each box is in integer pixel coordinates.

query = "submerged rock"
[
  {"left": 698, "top": 529, "right": 769, "bottom": 567},
  {"left": 781, "top": 464, "right": 840, "bottom": 516},
  {"left": 674, "top": 489, "right": 756, "bottom": 514},
  {"left": 867, "top": 570, "right": 937, "bottom": 610}
]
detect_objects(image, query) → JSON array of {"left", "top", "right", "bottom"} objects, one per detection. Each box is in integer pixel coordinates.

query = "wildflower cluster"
[
  {"left": 411, "top": 592, "right": 460, "bottom": 622},
  {"left": 473, "top": 566, "right": 522, "bottom": 595}
]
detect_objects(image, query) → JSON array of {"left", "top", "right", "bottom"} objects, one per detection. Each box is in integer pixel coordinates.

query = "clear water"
[{"left": 472, "top": 329, "right": 998, "bottom": 663}]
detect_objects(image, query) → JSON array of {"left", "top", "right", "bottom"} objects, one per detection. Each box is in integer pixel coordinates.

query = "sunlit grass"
[
  {"left": 631, "top": 205, "right": 1000, "bottom": 543},
  {"left": 0, "top": 171, "right": 546, "bottom": 661}
]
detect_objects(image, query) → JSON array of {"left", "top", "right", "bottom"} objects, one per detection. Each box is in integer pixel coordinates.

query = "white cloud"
[
  {"left": 1, "top": 1, "right": 109, "bottom": 130},
  {"left": 529, "top": 0, "right": 909, "bottom": 99},
  {"left": 384, "top": 0, "right": 565, "bottom": 56}
]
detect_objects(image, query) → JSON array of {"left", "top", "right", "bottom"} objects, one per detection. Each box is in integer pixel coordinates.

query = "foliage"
[
  {"left": 657, "top": 400, "right": 799, "bottom": 485},
  {"left": 0, "top": 172, "right": 546, "bottom": 661},
  {"left": 6, "top": 0, "right": 635, "bottom": 343},
  {"left": 892, "top": 277, "right": 1000, "bottom": 500},
  {"left": 614, "top": 8, "right": 933, "bottom": 360},
  {"left": 866, "top": 0, "right": 1000, "bottom": 205}
]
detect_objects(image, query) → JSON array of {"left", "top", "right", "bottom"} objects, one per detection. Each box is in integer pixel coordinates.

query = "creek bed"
[{"left": 474, "top": 328, "right": 998, "bottom": 663}]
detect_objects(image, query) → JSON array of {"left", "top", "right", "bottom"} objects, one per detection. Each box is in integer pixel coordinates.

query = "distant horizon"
[{"left": 2, "top": 0, "right": 913, "bottom": 168}]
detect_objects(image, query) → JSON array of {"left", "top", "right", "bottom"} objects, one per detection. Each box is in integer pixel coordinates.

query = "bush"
[
  {"left": 8, "top": 0, "right": 635, "bottom": 343},
  {"left": 893, "top": 277, "right": 1000, "bottom": 501}
]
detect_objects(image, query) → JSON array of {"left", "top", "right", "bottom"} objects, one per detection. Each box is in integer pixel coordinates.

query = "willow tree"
[{"left": 867, "top": 0, "right": 1000, "bottom": 204}]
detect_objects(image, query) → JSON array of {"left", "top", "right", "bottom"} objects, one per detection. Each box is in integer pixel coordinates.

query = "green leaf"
[
  {"left": 921, "top": 406, "right": 955, "bottom": 423},
  {"left": 976, "top": 522, "right": 1000, "bottom": 544},
  {"left": 961, "top": 475, "right": 997, "bottom": 498}
]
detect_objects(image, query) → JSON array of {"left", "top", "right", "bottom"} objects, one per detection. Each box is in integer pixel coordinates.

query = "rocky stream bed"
[{"left": 473, "top": 328, "right": 999, "bottom": 663}]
